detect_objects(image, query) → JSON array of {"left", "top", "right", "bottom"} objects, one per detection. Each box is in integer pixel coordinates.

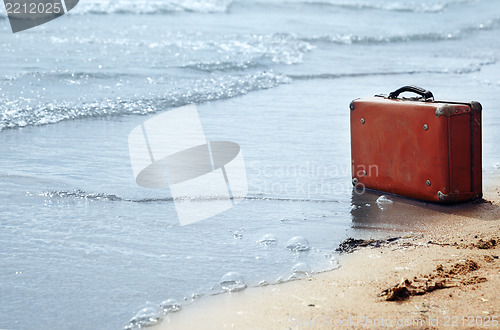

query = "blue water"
[{"left": 1, "top": 0, "right": 500, "bottom": 329}]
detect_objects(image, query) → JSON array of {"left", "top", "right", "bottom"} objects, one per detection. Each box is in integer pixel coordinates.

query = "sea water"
[{"left": 1, "top": 0, "right": 499, "bottom": 329}]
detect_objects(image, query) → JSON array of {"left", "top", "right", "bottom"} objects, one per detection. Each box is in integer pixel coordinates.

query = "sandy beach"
[{"left": 153, "top": 180, "right": 499, "bottom": 329}]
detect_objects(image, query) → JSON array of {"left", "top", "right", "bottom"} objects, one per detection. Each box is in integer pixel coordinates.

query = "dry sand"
[{"left": 153, "top": 183, "right": 500, "bottom": 329}]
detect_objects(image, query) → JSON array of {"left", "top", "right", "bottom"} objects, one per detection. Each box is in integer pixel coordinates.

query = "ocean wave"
[
  {"left": 2, "top": 70, "right": 139, "bottom": 83},
  {"left": 288, "top": 60, "right": 496, "bottom": 80},
  {"left": 40, "top": 189, "right": 237, "bottom": 203},
  {"left": 67, "top": 0, "right": 477, "bottom": 15},
  {"left": 39, "top": 190, "right": 125, "bottom": 201},
  {"left": 182, "top": 60, "right": 264, "bottom": 72},
  {"left": 0, "top": 71, "right": 291, "bottom": 131},
  {"left": 46, "top": 33, "right": 313, "bottom": 66},
  {"left": 0, "top": 0, "right": 473, "bottom": 17},
  {"left": 38, "top": 190, "right": 342, "bottom": 204},
  {"left": 38, "top": 190, "right": 173, "bottom": 202},
  {"left": 70, "top": 0, "right": 233, "bottom": 15},
  {"left": 302, "top": 32, "right": 460, "bottom": 44},
  {"left": 302, "top": 17, "right": 500, "bottom": 45},
  {"left": 287, "top": 71, "right": 424, "bottom": 80},
  {"left": 148, "top": 33, "right": 314, "bottom": 65},
  {"left": 245, "top": 195, "right": 341, "bottom": 203},
  {"left": 294, "top": 0, "right": 477, "bottom": 13},
  {"left": 0, "top": 57, "right": 494, "bottom": 131}
]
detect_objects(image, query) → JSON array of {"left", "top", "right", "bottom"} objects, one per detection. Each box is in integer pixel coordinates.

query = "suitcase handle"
[{"left": 388, "top": 86, "right": 434, "bottom": 100}]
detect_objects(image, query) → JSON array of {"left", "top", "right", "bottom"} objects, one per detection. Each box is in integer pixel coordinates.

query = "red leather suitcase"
[{"left": 350, "top": 86, "right": 482, "bottom": 203}]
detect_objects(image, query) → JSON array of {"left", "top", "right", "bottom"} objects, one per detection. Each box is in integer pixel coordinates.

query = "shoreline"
[{"left": 152, "top": 180, "right": 499, "bottom": 329}]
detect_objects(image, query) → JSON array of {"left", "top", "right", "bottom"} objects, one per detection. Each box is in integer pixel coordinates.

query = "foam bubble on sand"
[
  {"left": 159, "top": 299, "right": 182, "bottom": 314},
  {"left": 124, "top": 306, "right": 162, "bottom": 329},
  {"left": 329, "top": 255, "right": 340, "bottom": 269},
  {"left": 376, "top": 195, "right": 393, "bottom": 210},
  {"left": 219, "top": 272, "right": 247, "bottom": 292},
  {"left": 291, "top": 262, "right": 312, "bottom": 279},
  {"left": 258, "top": 234, "right": 278, "bottom": 246},
  {"left": 286, "top": 236, "right": 310, "bottom": 251}
]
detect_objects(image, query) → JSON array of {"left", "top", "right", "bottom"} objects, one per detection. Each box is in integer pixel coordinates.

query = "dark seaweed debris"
[
  {"left": 335, "top": 237, "right": 401, "bottom": 254},
  {"left": 475, "top": 238, "right": 497, "bottom": 249}
]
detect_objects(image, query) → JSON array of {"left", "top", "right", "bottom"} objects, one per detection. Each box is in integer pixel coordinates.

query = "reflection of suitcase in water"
[{"left": 350, "top": 86, "right": 482, "bottom": 203}]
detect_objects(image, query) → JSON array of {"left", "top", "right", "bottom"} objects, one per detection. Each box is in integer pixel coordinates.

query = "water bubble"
[
  {"left": 376, "top": 195, "right": 393, "bottom": 210},
  {"left": 330, "top": 256, "right": 340, "bottom": 269},
  {"left": 376, "top": 195, "right": 393, "bottom": 204},
  {"left": 125, "top": 306, "right": 162, "bottom": 329},
  {"left": 286, "top": 236, "right": 310, "bottom": 251},
  {"left": 291, "top": 262, "right": 312, "bottom": 279},
  {"left": 191, "top": 293, "right": 202, "bottom": 300},
  {"left": 259, "top": 280, "right": 269, "bottom": 286},
  {"left": 219, "top": 272, "right": 247, "bottom": 292},
  {"left": 258, "top": 234, "right": 277, "bottom": 246},
  {"left": 159, "top": 299, "right": 181, "bottom": 314}
]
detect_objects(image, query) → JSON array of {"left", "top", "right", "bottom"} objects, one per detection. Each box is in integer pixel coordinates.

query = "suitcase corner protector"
[
  {"left": 470, "top": 101, "right": 482, "bottom": 113},
  {"left": 437, "top": 191, "right": 466, "bottom": 203},
  {"left": 437, "top": 191, "right": 450, "bottom": 202},
  {"left": 438, "top": 191, "right": 476, "bottom": 203}
]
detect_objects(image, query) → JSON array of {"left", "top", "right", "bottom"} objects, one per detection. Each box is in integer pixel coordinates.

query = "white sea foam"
[
  {"left": 72, "top": 0, "right": 233, "bottom": 15},
  {"left": 0, "top": 71, "right": 291, "bottom": 131},
  {"left": 295, "top": 0, "right": 476, "bottom": 13}
]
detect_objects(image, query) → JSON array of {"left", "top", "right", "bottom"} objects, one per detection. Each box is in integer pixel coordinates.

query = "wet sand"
[{"left": 152, "top": 179, "right": 499, "bottom": 329}]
